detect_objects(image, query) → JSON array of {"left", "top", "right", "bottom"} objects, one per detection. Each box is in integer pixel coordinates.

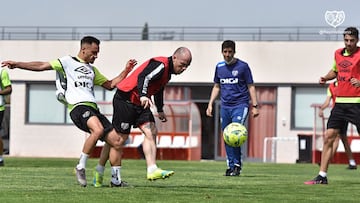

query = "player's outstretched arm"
[
  {"left": 1, "top": 60, "right": 52, "bottom": 71},
  {"left": 102, "top": 59, "right": 137, "bottom": 90}
]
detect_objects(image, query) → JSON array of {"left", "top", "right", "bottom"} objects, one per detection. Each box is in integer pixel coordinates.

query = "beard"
[{"left": 225, "top": 57, "right": 236, "bottom": 65}]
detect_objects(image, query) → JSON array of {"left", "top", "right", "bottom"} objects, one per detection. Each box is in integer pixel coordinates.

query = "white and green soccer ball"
[{"left": 223, "top": 122, "right": 248, "bottom": 147}]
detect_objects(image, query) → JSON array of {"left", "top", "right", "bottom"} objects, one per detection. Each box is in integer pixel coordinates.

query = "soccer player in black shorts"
[{"left": 305, "top": 27, "right": 360, "bottom": 184}]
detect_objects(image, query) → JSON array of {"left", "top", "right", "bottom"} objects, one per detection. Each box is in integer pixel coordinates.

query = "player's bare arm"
[
  {"left": 206, "top": 83, "right": 220, "bottom": 117},
  {"left": 1, "top": 60, "right": 52, "bottom": 71},
  {"left": 248, "top": 85, "right": 259, "bottom": 118},
  {"left": 319, "top": 70, "right": 337, "bottom": 84},
  {"left": 0, "top": 85, "right": 12, "bottom": 96},
  {"left": 102, "top": 59, "right": 137, "bottom": 90}
]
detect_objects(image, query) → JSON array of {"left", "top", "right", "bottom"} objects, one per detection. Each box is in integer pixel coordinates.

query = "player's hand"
[
  {"left": 319, "top": 77, "right": 327, "bottom": 85},
  {"left": 125, "top": 59, "right": 137, "bottom": 72},
  {"left": 206, "top": 106, "right": 213, "bottom": 117},
  {"left": 252, "top": 107, "right": 259, "bottom": 118},
  {"left": 140, "top": 96, "right": 153, "bottom": 109},
  {"left": 1, "top": 60, "right": 16, "bottom": 69},
  {"left": 350, "top": 77, "right": 360, "bottom": 87},
  {"left": 158, "top": 112, "right": 167, "bottom": 122}
]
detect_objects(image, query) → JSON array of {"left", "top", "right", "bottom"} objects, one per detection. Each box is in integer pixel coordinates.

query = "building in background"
[{"left": 0, "top": 26, "right": 348, "bottom": 163}]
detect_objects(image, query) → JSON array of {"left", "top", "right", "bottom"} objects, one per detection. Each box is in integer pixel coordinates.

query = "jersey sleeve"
[
  {"left": 213, "top": 66, "right": 220, "bottom": 83},
  {"left": 49, "top": 59, "right": 63, "bottom": 72},
  {"left": 154, "top": 88, "right": 164, "bottom": 112},
  {"left": 331, "top": 60, "right": 337, "bottom": 72},
  {"left": 138, "top": 59, "right": 164, "bottom": 97},
  {"left": 244, "top": 64, "right": 254, "bottom": 84},
  {"left": 1, "top": 69, "right": 11, "bottom": 88},
  {"left": 93, "top": 66, "right": 108, "bottom": 86},
  {"left": 326, "top": 87, "right": 331, "bottom": 97}
]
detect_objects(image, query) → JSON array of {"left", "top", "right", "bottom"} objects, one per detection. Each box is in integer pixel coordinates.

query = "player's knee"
[
  {"left": 92, "top": 127, "right": 105, "bottom": 140},
  {"left": 143, "top": 127, "right": 157, "bottom": 141},
  {"left": 144, "top": 133, "right": 156, "bottom": 144},
  {"left": 107, "top": 133, "right": 128, "bottom": 149},
  {"left": 109, "top": 139, "right": 122, "bottom": 150},
  {"left": 100, "top": 126, "right": 113, "bottom": 141},
  {"left": 324, "top": 129, "right": 337, "bottom": 144},
  {"left": 112, "top": 143, "right": 123, "bottom": 150},
  {"left": 151, "top": 126, "right": 158, "bottom": 136}
]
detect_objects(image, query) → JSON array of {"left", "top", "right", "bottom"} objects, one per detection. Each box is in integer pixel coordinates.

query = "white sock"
[
  {"left": 96, "top": 164, "right": 105, "bottom": 174},
  {"left": 76, "top": 152, "right": 89, "bottom": 169},
  {"left": 349, "top": 159, "right": 356, "bottom": 166},
  {"left": 111, "top": 166, "right": 121, "bottom": 184},
  {"left": 319, "top": 171, "right": 327, "bottom": 177},
  {"left": 147, "top": 164, "right": 158, "bottom": 173}
]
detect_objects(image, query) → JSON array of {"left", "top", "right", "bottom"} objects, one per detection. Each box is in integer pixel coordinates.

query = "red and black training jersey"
[
  {"left": 116, "top": 56, "right": 173, "bottom": 110},
  {"left": 335, "top": 47, "right": 360, "bottom": 101}
]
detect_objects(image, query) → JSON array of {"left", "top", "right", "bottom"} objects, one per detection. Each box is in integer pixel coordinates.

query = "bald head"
[
  {"left": 174, "top": 47, "right": 192, "bottom": 62},
  {"left": 172, "top": 47, "right": 192, "bottom": 75}
]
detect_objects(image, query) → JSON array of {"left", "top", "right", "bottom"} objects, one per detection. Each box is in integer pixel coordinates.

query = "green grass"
[{"left": 0, "top": 157, "right": 359, "bottom": 203}]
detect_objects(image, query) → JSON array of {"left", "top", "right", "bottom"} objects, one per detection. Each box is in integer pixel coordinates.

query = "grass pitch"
[{"left": 0, "top": 157, "right": 359, "bottom": 203}]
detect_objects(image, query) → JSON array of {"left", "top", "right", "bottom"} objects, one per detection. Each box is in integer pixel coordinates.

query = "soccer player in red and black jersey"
[
  {"left": 95, "top": 47, "right": 192, "bottom": 183},
  {"left": 305, "top": 27, "right": 360, "bottom": 185},
  {"left": 318, "top": 81, "right": 357, "bottom": 170}
]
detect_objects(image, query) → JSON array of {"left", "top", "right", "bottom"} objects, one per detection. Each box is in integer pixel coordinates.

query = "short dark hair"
[
  {"left": 343, "top": 27, "right": 359, "bottom": 39},
  {"left": 80, "top": 36, "right": 100, "bottom": 46},
  {"left": 222, "top": 40, "right": 236, "bottom": 52}
]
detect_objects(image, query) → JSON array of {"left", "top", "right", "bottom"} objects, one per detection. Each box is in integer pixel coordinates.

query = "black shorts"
[
  {"left": 338, "top": 122, "right": 360, "bottom": 136},
  {"left": 112, "top": 90, "right": 155, "bottom": 134},
  {"left": 69, "top": 105, "right": 113, "bottom": 141},
  {"left": 327, "top": 103, "right": 360, "bottom": 133},
  {"left": 339, "top": 122, "right": 348, "bottom": 136}
]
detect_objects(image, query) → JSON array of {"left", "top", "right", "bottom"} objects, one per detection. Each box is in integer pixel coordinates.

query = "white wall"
[
  {"left": 10, "top": 84, "right": 85, "bottom": 158},
  {"left": 0, "top": 40, "right": 343, "bottom": 83},
  {"left": 275, "top": 87, "right": 312, "bottom": 163},
  {"left": 1, "top": 40, "right": 342, "bottom": 160}
]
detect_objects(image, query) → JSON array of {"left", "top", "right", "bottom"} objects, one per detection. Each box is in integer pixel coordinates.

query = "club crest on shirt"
[
  {"left": 232, "top": 70, "right": 238, "bottom": 77},
  {"left": 121, "top": 122, "right": 130, "bottom": 130},
  {"left": 82, "top": 111, "right": 90, "bottom": 118}
]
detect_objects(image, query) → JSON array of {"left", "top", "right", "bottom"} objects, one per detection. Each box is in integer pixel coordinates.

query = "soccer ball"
[{"left": 223, "top": 123, "right": 248, "bottom": 147}]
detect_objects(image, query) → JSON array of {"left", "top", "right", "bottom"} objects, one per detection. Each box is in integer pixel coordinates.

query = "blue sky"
[{"left": 0, "top": 0, "right": 358, "bottom": 27}]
